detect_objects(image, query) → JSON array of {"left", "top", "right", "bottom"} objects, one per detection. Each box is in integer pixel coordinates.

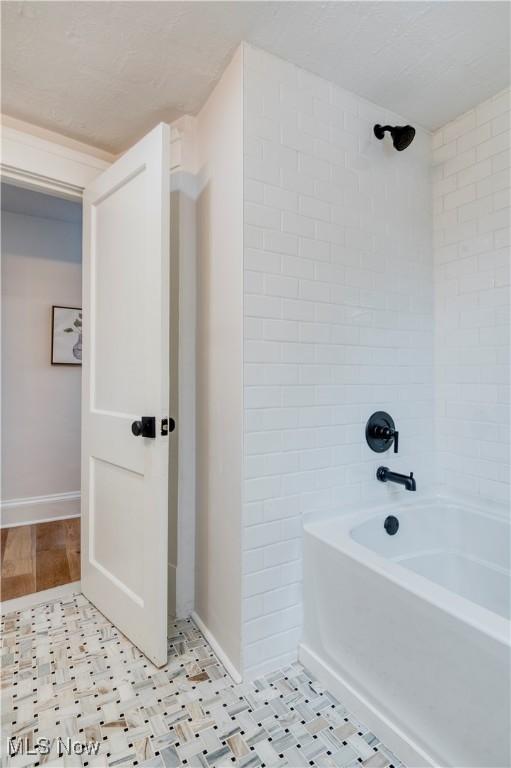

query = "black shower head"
[{"left": 374, "top": 124, "right": 416, "bottom": 151}]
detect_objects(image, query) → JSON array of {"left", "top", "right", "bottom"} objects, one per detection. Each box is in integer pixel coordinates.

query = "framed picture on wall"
[{"left": 51, "top": 306, "right": 82, "bottom": 365}]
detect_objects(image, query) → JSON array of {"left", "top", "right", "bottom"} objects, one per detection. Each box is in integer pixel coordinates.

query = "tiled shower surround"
[
  {"left": 433, "top": 87, "right": 510, "bottom": 505},
  {"left": 1, "top": 593, "right": 404, "bottom": 768},
  {"left": 242, "top": 46, "right": 434, "bottom": 677}
]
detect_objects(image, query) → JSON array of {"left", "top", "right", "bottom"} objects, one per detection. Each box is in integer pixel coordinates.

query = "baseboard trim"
[
  {"left": 299, "top": 643, "right": 437, "bottom": 768},
  {"left": 1, "top": 492, "right": 80, "bottom": 527},
  {"left": 1, "top": 581, "right": 81, "bottom": 615},
  {"left": 1, "top": 491, "right": 80, "bottom": 509},
  {"left": 191, "top": 610, "right": 243, "bottom": 684}
]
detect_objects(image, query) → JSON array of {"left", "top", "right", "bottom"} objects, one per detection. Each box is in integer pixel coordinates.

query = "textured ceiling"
[{"left": 2, "top": 1, "right": 509, "bottom": 153}]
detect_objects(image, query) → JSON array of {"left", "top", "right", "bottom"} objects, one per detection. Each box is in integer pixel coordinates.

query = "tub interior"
[
  {"left": 395, "top": 550, "right": 510, "bottom": 620},
  {"left": 349, "top": 501, "right": 510, "bottom": 621}
]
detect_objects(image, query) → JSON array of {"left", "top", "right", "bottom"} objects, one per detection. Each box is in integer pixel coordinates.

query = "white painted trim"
[
  {"left": 169, "top": 114, "right": 198, "bottom": 620},
  {"left": 1, "top": 116, "right": 113, "bottom": 198},
  {"left": 1, "top": 490, "right": 80, "bottom": 509},
  {"left": 299, "top": 643, "right": 436, "bottom": 768},
  {"left": 1, "top": 115, "right": 116, "bottom": 162},
  {"left": 191, "top": 610, "right": 243, "bottom": 684},
  {"left": 1, "top": 492, "right": 81, "bottom": 527},
  {"left": 1, "top": 164, "right": 85, "bottom": 200},
  {"left": 170, "top": 116, "right": 198, "bottom": 174},
  {"left": 1, "top": 581, "right": 81, "bottom": 615}
]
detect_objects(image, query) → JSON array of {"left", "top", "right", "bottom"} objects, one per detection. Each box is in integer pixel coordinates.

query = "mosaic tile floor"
[{"left": 1, "top": 592, "right": 405, "bottom": 768}]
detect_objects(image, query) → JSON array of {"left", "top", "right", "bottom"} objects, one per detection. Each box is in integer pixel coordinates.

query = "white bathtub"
[{"left": 300, "top": 496, "right": 510, "bottom": 768}]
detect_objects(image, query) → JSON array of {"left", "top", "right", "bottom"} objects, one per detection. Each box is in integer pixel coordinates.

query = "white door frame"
[
  {"left": 1, "top": 118, "right": 114, "bottom": 198},
  {"left": 1, "top": 118, "right": 195, "bottom": 619}
]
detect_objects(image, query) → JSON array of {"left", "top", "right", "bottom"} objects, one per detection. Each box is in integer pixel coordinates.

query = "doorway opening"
[
  {"left": 1, "top": 122, "right": 180, "bottom": 666},
  {"left": 1, "top": 182, "right": 83, "bottom": 600}
]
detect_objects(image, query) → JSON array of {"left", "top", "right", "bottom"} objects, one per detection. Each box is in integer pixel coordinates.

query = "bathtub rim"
[{"left": 303, "top": 493, "right": 510, "bottom": 647}]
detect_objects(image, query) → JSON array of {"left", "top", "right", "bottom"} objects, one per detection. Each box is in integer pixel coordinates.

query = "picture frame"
[{"left": 51, "top": 306, "right": 82, "bottom": 365}]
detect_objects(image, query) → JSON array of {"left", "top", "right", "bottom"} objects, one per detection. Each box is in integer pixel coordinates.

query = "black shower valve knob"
[
  {"left": 372, "top": 424, "right": 399, "bottom": 453},
  {"left": 365, "top": 412, "right": 399, "bottom": 454}
]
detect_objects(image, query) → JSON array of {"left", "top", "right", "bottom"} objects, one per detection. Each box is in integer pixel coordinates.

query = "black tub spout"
[{"left": 377, "top": 466, "right": 416, "bottom": 491}]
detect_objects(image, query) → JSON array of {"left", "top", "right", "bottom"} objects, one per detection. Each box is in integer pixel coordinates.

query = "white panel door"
[{"left": 81, "top": 124, "right": 170, "bottom": 667}]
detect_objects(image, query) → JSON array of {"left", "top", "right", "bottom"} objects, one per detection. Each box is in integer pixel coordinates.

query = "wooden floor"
[{"left": 1, "top": 518, "right": 80, "bottom": 601}]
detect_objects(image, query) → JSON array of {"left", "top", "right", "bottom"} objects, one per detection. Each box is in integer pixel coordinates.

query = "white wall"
[
  {"left": 1, "top": 207, "right": 82, "bottom": 519},
  {"left": 433, "top": 88, "right": 510, "bottom": 505},
  {"left": 194, "top": 48, "right": 244, "bottom": 675},
  {"left": 241, "top": 45, "right": 433, "bottom": 678}
]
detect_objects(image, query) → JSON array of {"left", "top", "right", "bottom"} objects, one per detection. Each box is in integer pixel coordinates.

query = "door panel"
[
  {"left": 93, "top": 169, "right": 148, "bottom": 414},
  {"left": 91, "top": 458, "right": 144, "bottom": 599},
  {"left": 81, "top": 123, "right": 170, "bottom": 666}
]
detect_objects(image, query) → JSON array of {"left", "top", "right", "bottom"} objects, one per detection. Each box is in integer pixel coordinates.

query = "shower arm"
[{"left": 373, "top": 125, "right": 393, "bottom": 140}]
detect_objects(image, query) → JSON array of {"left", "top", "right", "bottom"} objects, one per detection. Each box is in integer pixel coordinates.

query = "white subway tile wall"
[
  {"left": 433, "top": 88, "right": 510, "bottom": 505},
  {"left": 242, "top": 46, "right": 434, "bottom": 678}
]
